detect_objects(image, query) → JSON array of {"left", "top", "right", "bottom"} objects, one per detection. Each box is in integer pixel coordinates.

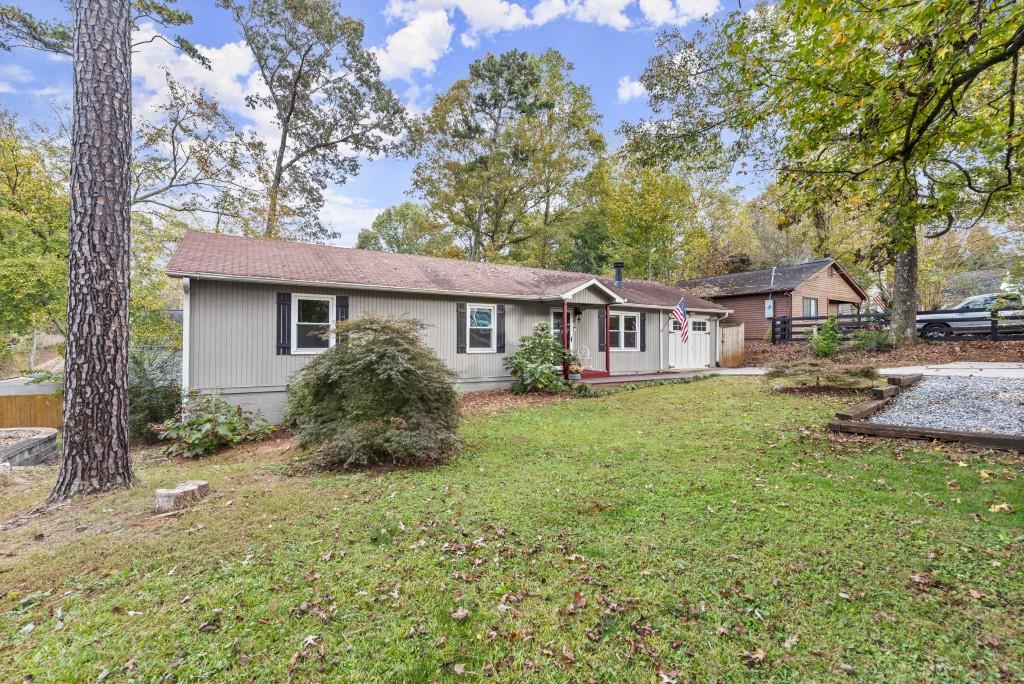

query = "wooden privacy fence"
[
  {"left": 719, "top": 323, "right": 745, "bottom": 367},
  {"left": 0, "top": 393, "right": 62, "bottom": 429},
  {"left": 771, "top": 311, "right": 1024, "bottom": 344}
]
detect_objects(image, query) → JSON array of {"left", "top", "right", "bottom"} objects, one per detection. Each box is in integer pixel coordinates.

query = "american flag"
[
  {"left": 872, "top": 295, "right": 886, "bottom": 311},
  {"left": 671, "top": 296, "right": 690, "bottom": 343}
]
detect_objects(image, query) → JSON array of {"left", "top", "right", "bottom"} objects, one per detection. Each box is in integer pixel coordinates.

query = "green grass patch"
[{"left": 1, "top": 378, "right": 1021, "bottom": 682}]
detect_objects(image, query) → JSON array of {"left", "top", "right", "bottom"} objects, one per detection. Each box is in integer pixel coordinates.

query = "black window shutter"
[
  {"left": 639, "top": 312, "right": 647, "bottom": 352},
  {"left": 496, "top": 304, "right": 506, "bottom": 353},
  {"left": 336, "top": 295, "right": 349, "bottom": 322},
  {"left": 456, "top": 303, "right": 467, "bottom": 353},
  {"left": 276, "top": 292, "right": 291, "bottom": 355},
  {"left": 598, "top": 309, "right": 606, "bottom": 352}
]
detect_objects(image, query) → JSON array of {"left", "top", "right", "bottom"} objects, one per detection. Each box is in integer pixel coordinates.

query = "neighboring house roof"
[
  {"left": 678, "top": 258, "right": 867, "bottom": 300},
  {"left": 166, "top": 232, "right": 727, "bottom": 312}
]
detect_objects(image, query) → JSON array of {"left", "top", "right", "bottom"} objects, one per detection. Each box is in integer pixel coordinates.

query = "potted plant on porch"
[{"left": 567, "top": 360, "right": 583, "bottom": 381}]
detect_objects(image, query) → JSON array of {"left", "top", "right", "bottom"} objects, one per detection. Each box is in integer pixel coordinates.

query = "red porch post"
[
  {"left": 562, "top": 300, "right": 569, "bottom": 378},
  {"left": 604, "top": 303, "right": 611, "bottom": 375}
]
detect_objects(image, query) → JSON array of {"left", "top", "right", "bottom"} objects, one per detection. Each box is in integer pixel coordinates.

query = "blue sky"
[{"left": 0, "top": 0, "right": 736, "bottom": 245}]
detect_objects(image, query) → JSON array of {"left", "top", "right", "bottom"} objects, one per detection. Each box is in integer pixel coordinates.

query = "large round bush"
[{"left": 285, "top": 315, "right": 460, "bottom": 469}]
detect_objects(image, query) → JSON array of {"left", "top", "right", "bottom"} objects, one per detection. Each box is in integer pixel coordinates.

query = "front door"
[
  {"left": 551, "top": 309, "right": 575, "bottom": 350},
  {"left": 668, "top": 317, "right": 711, "bottom": 368}
]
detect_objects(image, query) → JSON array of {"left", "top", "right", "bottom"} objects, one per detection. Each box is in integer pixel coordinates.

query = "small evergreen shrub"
[
  {"left": 128, "top": 347, "right": 181, "bottom": 444},
  {"left": 504, "top": 322, "right": 574, "bottom": 393},
  {"left": 808, "top": 316, "right": 842, "bottom": 357},
  {"left": 851, "top": 327, "right": 894, "bottom": 352},
  {"left": 285, "top": 315, "right": 459, "bottom": 470},
  {"left": 156, "top": 394, "right": 273, "bottom": 458}
]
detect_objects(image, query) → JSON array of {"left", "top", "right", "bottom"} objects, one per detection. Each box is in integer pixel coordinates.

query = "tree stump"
[{"left": 154, "top": 481, "right": 210, "bottom": 513}]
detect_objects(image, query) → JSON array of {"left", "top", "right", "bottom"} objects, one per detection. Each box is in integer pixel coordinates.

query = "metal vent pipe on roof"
[{"left": 613, "top": 262, "right": 624, "bottom": 287}]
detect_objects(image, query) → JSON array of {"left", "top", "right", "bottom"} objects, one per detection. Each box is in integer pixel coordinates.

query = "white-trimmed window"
[
  {"left": 609, "top": 313, "right": 639, "bottom": 350},
  {"left": 292, "top": 294, "right": 334, "bottom": 354},
  {"left": 692, "top": 320, "right": 707, "bottom": 332},
  {"left": 802, "top": 297, "right": 819, "bottom": 317},
  {"left": 467, "top": 304, "right": 496, "bottom": 352}
]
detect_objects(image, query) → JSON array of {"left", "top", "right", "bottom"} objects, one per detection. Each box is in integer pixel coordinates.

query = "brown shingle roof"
[
  {"left": 678, "top": 259, "right": 867, "bottom": 299},
  {"left": 167, "top": 232, "right": 726, "bottom": 311}
]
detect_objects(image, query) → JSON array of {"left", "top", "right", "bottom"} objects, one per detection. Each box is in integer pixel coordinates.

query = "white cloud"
[
  {"left": 638, "top": 0, "right": 719, "bottom": 25},
  {"left": 372, "top": 9, "right": 453, "bottom": 80},
  {"left": 320, "top": 187, "right": 383, "bottom": 246},
  {"left": 616, "top": 75, "right": 646, "bottom": 103},
  {"left": 131, "top": 23, "right": 278, "bottom": 144},
  {"left": 568, "top": 0, "right": 633, "bottom": 29},
  {"left": 32, "top": 86, "right": 68, "bottom": 99},
  {"left": 0, "top": 63, "right": 32, "bottom": 83},
  {"left": 374, "top": 1, "right": 718, "bottom": 82},
  {"left": 0, "top": 82, "right": 13, "bottom": 94}
]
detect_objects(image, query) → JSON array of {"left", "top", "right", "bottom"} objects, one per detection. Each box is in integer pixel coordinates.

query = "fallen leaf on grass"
[
  {"left": 741, "top": 649, "right": 767, "bottom": 667},
  {"left": 451, "top": 607, "right": 469, "bottom": 621},
  {"left": 968, "top": 589, "right": 988, "bottom": 600},
  {"left": 978, "top": 633, "right": 1001, "bottom": 648},
  {"left": 988, "top": 503, "right": 1013, "bottom": 513},
  {"left": 782, "top": 635, "right": 798, "bottom": 649},
  {"left": 910, "top": 572, "right": 935, "bottom": 590},
  {"left": 453, "top": 663, "right": 465, "bottom": 675}
]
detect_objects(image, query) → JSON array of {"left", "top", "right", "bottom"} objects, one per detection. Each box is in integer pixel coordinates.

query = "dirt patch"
[
  {"left": 746, "top": 339, "right": 1024, "bottom": 368},
  {"left": 459, "top": 389, "right": 571, "bottom": 415}
]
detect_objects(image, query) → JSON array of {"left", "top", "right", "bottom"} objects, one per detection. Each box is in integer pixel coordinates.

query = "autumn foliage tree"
[
  {"left": 411, "top": 49, "right": 604, "bottom": 262},
  {"left": 626, "top": 1, "right": 1024, "bottom": 345},
  {"left": 218, "top": 0, "right": 405, "bottom": 241}
]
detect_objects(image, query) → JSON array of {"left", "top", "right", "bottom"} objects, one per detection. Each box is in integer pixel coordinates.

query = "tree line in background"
[
  {"left": 0, "top": 0, "right": 1019, "bottom": 351},
  {"left": 0, "top": 0, "right": 1021, "bottom": 497}
]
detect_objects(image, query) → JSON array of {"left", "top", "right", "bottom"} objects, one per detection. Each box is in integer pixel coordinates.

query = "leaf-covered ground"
[{"left": 1, "top": 378, "right": 1022, "bottom": 682}]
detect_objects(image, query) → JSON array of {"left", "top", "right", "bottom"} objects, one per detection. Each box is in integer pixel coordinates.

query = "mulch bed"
[
  {"left": 746, "top": 339, "right": 1024, "bottom": 368},
  {"left": 458, "top": 390, "right": 571, "bottom": 415}
]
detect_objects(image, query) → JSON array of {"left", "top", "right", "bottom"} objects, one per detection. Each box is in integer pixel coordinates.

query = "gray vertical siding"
[
  {"left": 567, "top": 288, "right": 612, "bottom": 305},
  {"left": 189, "top": 279, "right": 559, "bottom": 391},
  {"left": 187, "top": 279, "right": 697, "bottom": 420},
  {"left": 607, "top": 308, "right": 664, "bottom": 375}
]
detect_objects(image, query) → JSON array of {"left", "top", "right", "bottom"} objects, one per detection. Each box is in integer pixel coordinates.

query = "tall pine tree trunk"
[
  {"left": 890, "top": 237, "right": 919, "bottom": 347},
  {"left": 50, "top": 0, "right": 134, "bottom": 501}
]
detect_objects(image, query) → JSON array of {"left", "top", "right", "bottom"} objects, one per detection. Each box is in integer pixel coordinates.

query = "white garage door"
[{"left": 668, "top": 317, "right": 712, "bottom": 369}]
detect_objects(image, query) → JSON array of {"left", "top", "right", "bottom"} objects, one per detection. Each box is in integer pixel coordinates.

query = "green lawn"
[{"left": 1, "top": 377, "right": 1021, "bottom": 682}]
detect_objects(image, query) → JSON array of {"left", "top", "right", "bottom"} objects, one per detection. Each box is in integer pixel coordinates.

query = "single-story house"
[
  {"left": 166, "top": 232, "right": 732, "bottom": 422},
  {"left": 678, "top": 258, "right": 867, "bottom": 340}
]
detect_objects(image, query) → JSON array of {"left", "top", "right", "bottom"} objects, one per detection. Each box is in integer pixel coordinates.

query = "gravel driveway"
[{"left": 869, "top": 376, "right": 1024, "bottom": 435}]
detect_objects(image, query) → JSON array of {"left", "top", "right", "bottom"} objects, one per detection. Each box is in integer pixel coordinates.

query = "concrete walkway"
[
  {"left": 878, "top": 361, "right": 1024, "bottom": 379},
  {"left": 581, "top": 367, "right": 768, "bottom": 385}
]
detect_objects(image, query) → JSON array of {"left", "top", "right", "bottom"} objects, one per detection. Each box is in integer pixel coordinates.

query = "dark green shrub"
[
  {"left": 128, "top": 347, "right": 181, "bottom": 444},
  {"left": 504, "top": 322, "right": 574, "bottom": 393},
  {"left": 285, "top": 315, "right": 459, "bottom": 470},
  {"left": 851, "top": 327, "right": 894, "bottom": 352},
  {"left": 808, "top": 316, "right": 842, "bottom": 358},
  {"left": 155, "top": 394, "right": 273, "bottom": 458}
]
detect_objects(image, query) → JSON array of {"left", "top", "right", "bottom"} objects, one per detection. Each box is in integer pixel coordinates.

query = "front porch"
[{"left": 547, "top": 278, "right": 625, "bottom": 379}]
